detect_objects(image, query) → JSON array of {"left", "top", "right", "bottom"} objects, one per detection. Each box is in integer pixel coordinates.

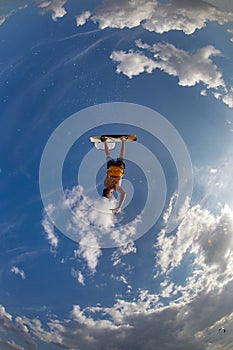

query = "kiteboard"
[{"left": 90, "top": 134, "right": 137, "bottom": 143}]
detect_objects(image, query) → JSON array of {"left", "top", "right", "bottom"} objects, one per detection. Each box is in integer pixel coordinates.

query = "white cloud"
[
  {"left": 76, "top": 11, "right": 91, "bottom": 26},
  {"left": 200, "top": 89, "right": 207, "bottom": 96},
  {"left": 84, "top": 0, "right": 233, "bottom": 36},
  {"left": 111, "top": 241, "right": 137, "bottom": 266},
  {"left": 71, "top": 268, "right": 85, "bottom": 286},
  {"left": 111, "top": 40, "right": 232, "bottom": 106},
  {"left": 163, "top": 192, "right": 178, "bottom": 225},
  {"left": 41, "top": 206, "right": 59, "bottom": 251},
  {"left": 3, "top": 283, "right": 233, "bottom": 350},
  {"left": 110, "top": 50, "right": 158, "bottom": 79},
  {"left": 116, "top": 40, "right": 225, "bottom": 89},
  {"left": 3, "top": 217, "right": 233, "bottom": 348},
  {"left": 0, "top": 15, "right": 8, "bottom": 25},
  {"left": 91, "top": 0, "right": 157, "bottom": 29},
  {"left": 10, "top": 266, "right": 26, "bottom": 280},
  {"left": 155, "top": 153, "right": 233, "bottom": 301},
  {"left": 222, "top": 87, "right": 233, "bottom": 108},
  {"left": 143, "top": 0, "right": 233, "bottom": 35},
  {"left": 0, "top": 305, "right": 12, "bottom": 321},
  {"left": 42, "top": 185, "right": 141, "bottom": 272},
  {"left": 37, "top": 0, "right": 67, "bottom": 21},
  {"left": 74, "top": 242, "right": 102, "bottom": 274},
  {"left": 156, "top": 203, "right": 233, "bottom": 298}
]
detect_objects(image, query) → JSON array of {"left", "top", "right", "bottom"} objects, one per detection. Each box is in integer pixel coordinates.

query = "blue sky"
[{"left": 1, "top": 1, "right": 233, "bottom": 349}]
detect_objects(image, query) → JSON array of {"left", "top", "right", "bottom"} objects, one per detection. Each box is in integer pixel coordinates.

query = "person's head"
[{"left": 102, "top": 187, "right": 114, "bottom": 198}]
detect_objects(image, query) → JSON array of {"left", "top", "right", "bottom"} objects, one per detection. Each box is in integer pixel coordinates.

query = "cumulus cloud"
[
  {"left": 76, "top": 10, "right": 91, "bottom": 26},
  {"left": 36, "top": 0, "right": 67, "bottom": 21},
  {"left": 81, "top": 0, "right": 233, "bottom": 35},
  {"left": 2, "top": 280, "right": 233, "bottom": 350},
  {"left": 143, "top": 0, "right": 233, "bottom": 35},
  {"left": 75, "top": 0, "right": 233, "bottom": 108},
  {"left": 155, "top": 204, "right": 233, "bottom": 308},
  {"left": 10, "top": 266, "right": 26, "bottom": 280},
  {"left": 3, "top": 197, "right": 233, "bottom": 349},
  {"left": 65, "top": 186, "right": 142, "bottom": 248},
  {"left": 112, "top": 40, "right": 225, "bottom": 90},
  {"left": 0, "top": 305, "right": 37, "bottom": 350},
  {"left": 91, "top": 0, "right": 156, "bottom": 29},
  {"left": 110, "top": 50, "right": 158, "bottom": 79},
  {"left": 111, "top": 39, "right": 233, "bottom": 107},
  {"left": 42, "top": 185, "right": 141, "bottom": 272}
]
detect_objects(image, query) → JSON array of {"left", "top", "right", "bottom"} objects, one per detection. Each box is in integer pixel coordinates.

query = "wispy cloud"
[
  {"left": 0, "top": 4, "right": 28, "bottom": 26},
  {"left": 71, "top": 268, "right": 85, "bottom": 286},
  {"left": 74, "top": 243, "right": 102, "bottom": 274},
  {"left": 111, "top": 241, "right": 137, "bottom": 266},
  {"left": 41, "top": 206, "right": 59, "bottom": 252}
]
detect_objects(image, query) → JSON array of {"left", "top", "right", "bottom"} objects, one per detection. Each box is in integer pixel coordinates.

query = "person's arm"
[{"left": 111, "top": 186, "right": 126, "bottom": 214}]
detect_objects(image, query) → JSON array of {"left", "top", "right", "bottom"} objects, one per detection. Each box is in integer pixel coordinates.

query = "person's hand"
[
  {"left": 120, "top": 136, "right": 127, "bottom": 142},
  {"left": 111, "top": 207, "right": 121, "bottom": 214}
]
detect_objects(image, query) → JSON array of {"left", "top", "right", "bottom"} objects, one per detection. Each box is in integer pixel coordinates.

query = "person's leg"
[{"left": 104, "top": 141, "right": 111, "bottom": 158}]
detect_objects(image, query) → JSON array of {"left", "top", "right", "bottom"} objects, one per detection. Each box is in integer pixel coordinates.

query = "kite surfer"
[{"left": 102, "top": 136, "right": 127, "bottom": 214}]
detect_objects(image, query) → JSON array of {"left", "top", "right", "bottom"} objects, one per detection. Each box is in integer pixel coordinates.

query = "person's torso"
[{"left": 107, "top": 165, "right": 124, "bottom": 178}]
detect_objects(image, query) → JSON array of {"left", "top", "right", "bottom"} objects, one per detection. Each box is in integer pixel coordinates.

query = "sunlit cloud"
[
  {"left": 110, "top": 50, "right": 157, "bottom": 79},
  {"left": 79, "top": 0, "right": 233, "bottom": 35},
  {"left": 76, "top": 10, "right": 91, "bottom": 26},
  {"left": 142, "top": 0, "right": 233, "bottom": 35},
  {"left": 111, "top": 40, "right": 225, "bottom": 88},
  {"left": 42, "top": 185, "right": 141, "bottom": 272},
  {"left": 74, "top": 241, "right": 102, "bottom": 274},
  {"left": 91, "top": 0, "right": 156, "bottom": 29},
  {"left": 195, "top": 152, "right": 233, "bottom": 210},
  {"left": 110, "top": 39, "right": 233, "bottom": 107},
  {"left": 111, "top": 241, "right": 137, "bottom": 266},
  {"left": 156, "top": 203, "right": 233, "bottom": 299},
  {"left": 36, "top": 0, "right": 67, "bottom": 21}
]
